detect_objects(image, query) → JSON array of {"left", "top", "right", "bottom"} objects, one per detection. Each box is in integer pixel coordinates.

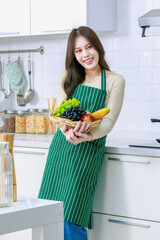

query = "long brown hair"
[{"left": 63, "top": 26, "right": 110, "bottom": 99}]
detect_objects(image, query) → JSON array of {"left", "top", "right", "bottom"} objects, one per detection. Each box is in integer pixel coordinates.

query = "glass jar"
[
  {"left": 15, "top": 110, "right": 28, "bottom": 133},
  {"left": 26, "top": 109, "right": 38, "bottom": 133},
  {"left": 4, "top": 110, "right": 16, "bottom": 133},
  {"left": 35, "top": 109, "right": 49, "bottom": 134},
  {"left": 0, "top": 114, "right": 4, "bottom": 133},
  {"left": 0, "top": 142, "right": 13, "bottom": 207}
]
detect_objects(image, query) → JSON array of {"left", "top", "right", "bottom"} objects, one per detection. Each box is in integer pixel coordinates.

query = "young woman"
[{"left": 39, "top": 26, "right": 125, "bottom": 240}]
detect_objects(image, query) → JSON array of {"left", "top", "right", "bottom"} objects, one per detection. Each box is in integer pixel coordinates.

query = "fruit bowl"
[{"left": 50, "top": 115, "right": 101, "bottom": 129}]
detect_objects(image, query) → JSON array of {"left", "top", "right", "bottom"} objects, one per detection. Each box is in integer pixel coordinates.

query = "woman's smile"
[{"left": 83, "top": 57, "right": 94, "bottom": 64}]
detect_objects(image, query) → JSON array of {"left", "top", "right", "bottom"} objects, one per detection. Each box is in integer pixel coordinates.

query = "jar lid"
[
  {"left": 16, "top": 110, "right": 27, "bottom": 115},
  {"left": 28, "top": 109, "right": 38, "bottom": 113},
  {"left": 37, "top": 109, "right": 49, "bottom": 113},
  {"left": 4, "top": 110, "right": 16, "bottom": 114},
  {"left": 0, "top": 142, "right": 9, "bottom": 152}
]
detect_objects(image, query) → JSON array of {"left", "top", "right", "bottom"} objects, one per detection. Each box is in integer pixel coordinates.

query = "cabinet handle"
[
  {"left": 108, "top": 219, "right": 150, "bottom": 228},
  {"left": 0, "top": 32, "right": 19, "bottom": 35},
  {"left": 108, "top": 157, "right": 150, "bottom": 164},
  {"left": 13, "top": 149, "right": 45, "bottom": 155},
  {"left": 41, "top": 29, "right": 71, "bottom": 33}
]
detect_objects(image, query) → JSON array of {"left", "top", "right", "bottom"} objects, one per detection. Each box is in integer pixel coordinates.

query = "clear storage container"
[
  {"left": 0, "top": 142, "right": 13, "bottom": 207},
  {"left": 15, "top": 110, "right": 28, "bottom": 133},
  {"left": 26, "top": 109, "right": 38, "bottom": 133},
  {"left": 35, "top": 109, "right": 48, "bottom": 134},
  {"left": 0, "top": 114, "right": 4, "bottom": 133},
  {"left": 4, "top": 110, "right": 16, "bottom": 133}
]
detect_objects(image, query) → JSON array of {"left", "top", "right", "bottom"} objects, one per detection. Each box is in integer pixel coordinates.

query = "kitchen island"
[{"left": 0, "top": 196, "right": 63, "bottom": 240}]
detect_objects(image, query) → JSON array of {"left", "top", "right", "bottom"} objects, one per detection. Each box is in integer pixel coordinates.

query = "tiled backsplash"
[{"left": 0, "top": 0, "right": 160, "bottom": 133}]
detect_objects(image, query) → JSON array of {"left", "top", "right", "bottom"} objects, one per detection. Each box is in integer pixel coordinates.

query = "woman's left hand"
[{"left": 66, "top": 128, "right": 93, "bottom": 145}]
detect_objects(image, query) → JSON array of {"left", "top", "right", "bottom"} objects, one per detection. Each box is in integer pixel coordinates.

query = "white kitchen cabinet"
[
  {"left": 88, "top": 213, "right": 160, "bottom": 240},
  {"left": 31, "top": 0, "right": 116, "bottom": 35},
  {"left": 13, "top": 146, "right": 48, "bottom": 198},
  {"left": 0, "top": 0, "right": 116, "bottom": 38},
  {"left": 0, "top": 0, "right": 30, "bottom": 38},
  {"left": 92, "top": 153, "right": 160, "bottom": 222},
  {"left": 89, "top": 153, "right": 160, "bottom": 239}
]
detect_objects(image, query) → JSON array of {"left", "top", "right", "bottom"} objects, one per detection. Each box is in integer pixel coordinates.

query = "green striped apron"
[{"left": 38, "top": 68, "right": 107, "bottom": 228}]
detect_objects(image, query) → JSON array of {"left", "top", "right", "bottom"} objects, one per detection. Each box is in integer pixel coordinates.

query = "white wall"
[{"left": 0, "top": 0, "right": 160, "bottom": 134}]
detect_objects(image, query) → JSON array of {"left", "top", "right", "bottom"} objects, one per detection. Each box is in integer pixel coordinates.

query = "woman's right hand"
[
  {"left": 60, "top": 121, "right": 90, "bottom": 137},
  {"left": 60, "top": 122, "right": 93, "bottom": 144},
  {"left": 73, "top": 121, "right": 90, "bottom": 134}
]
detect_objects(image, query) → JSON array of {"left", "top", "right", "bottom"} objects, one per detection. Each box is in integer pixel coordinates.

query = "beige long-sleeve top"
[{"left": 57, "top": 70, "right": 125, "bottom": 140}]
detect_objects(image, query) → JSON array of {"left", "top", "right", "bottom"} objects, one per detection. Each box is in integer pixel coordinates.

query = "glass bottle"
[{"left": 0, "top": 142, "right": 13, "bottom": 207}]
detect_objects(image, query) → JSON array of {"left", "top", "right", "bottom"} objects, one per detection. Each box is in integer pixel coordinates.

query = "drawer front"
[
  {"left": 88, "top": 213, "right": 160, "bottom": 240},
  {"left": 92, "top": 154, "right": 160, "bottom": 221}
]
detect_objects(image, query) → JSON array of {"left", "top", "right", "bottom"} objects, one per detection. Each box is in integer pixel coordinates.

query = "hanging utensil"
[
  {"left": 0, "top": 59, "right": 11, "bottom": 101},
  {"left": 16, "top": 57, "right": 25, "bottom": 106},
  {"left": 4, "top": 55, "right": 12, "bottom": 99},
  {"left": 17, "top": 90, "right": 26, "bottom": 106},
  {"left": 24, "top": 58, "right": 34, "bottom": 104},
  {"left": 0, "top": 59, "right": 5, "bottom": 102},
  {"left": 4, "top": 83, "right": 12, "bottom": 99}
]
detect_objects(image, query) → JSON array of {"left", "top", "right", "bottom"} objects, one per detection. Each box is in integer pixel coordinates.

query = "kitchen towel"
[{"left": 4, "top": 57, "right": 26, "bottom": 91}]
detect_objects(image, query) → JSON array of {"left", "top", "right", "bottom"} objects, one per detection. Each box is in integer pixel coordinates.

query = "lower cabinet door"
[
  {"left": 92, "top": 154, "right": 160, "bottom": 221},
  {"left": 88, "top": 213, "right": 160, "bottom": 240},
  {"left": 13, "top": 147, "right": 49, "bottom": 198}
]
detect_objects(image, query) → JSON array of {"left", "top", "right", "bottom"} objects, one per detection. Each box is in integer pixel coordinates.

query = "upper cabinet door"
[
  {"left": 0, "top": 0, "right": 30, "bottom": 37},
  {"left": 31, "top": 0, "right": 87, "bottom": 35},
  {"left": 31, "top": 0, "right": 117, "bottom": 35}
]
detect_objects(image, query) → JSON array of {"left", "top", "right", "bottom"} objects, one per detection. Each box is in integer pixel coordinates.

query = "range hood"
[{"left": 138, "top": 9, "right": 160, "bottom": 37}]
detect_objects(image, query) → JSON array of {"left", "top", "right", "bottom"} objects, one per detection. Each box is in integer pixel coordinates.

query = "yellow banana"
[{"left": 92, "top": 108, "right": 110, "bottom": 120}]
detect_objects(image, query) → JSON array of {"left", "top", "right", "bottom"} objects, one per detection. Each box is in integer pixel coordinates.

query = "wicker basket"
[{"left": 50, "top": 115, "right": 101, "bottom": 129}]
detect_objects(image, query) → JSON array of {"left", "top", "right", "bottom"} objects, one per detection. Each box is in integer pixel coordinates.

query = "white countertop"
[
  {"left": 13, "top": 133, "right": 54, "bottom": 148},
  {"left": 105, "top": 130, "right": 160, "bottom": 157},
  {"left": 3, "top": 130, "right": 160, "bottom": 157}
]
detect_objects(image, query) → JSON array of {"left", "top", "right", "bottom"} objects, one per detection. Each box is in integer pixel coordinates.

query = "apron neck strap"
[{"left": 101, "top": 68, "right": 106, "bottom": 92}]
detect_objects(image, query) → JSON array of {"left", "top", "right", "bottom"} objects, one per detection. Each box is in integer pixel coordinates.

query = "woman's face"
[{"left": 74, "top": 35, "right": 99, "bottom": 70}]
